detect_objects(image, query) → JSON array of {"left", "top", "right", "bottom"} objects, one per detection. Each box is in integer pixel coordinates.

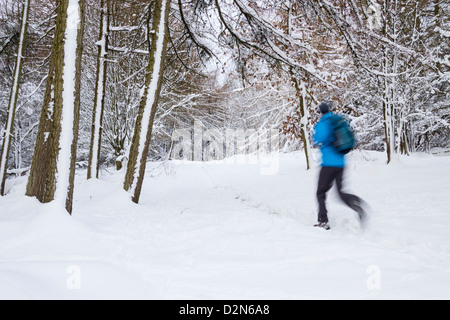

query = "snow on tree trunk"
[
  {"left": 383, "top": 56, "right": 396, "bottom": 165},
  {"left": 26, "top": 58, "right": 57, "bottom": 200},
  {"left": 123, "top": 0, "right": 171, "bottom": 204},
  {"left": 0, "top": 0, "right": 30, "bottom": 196},
  {"left": 13, "top": 124, "right": 21, "bottom": 171},
  {"left": 25, "top": 0, "right": 85, "bottom": 214},
  {"left": 87, "top": 0, "right": 109, "bottom": 180},
  {"left": 293, "top": 78, "right": 312, "bottom": 170},
  {"left": 300, "top": 83, "right": 312, "bottom": 170},
  {"left": 290, "top": 69, "right": 312, "bottom": 170},
  {"left": 381, "top": 4, "right": 395, "bottom": 165}
]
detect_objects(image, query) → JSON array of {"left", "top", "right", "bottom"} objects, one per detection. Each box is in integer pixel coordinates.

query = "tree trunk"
[
  {"left": 0, "top": 0, "right": 30, "bottom": 196},
  {"left": 25, "top": 45, "right": 57, "bottom": 200},
  {"left": 290, "top": 68, "right": 312, "bottom": 170},
  {"left": 87, "top": 0, "right": 110, "bottom": 179},
  {"left": 123, "top": 0, "right": 171, "bottom": 204},
  {"left": 26, "top": 0, "right": 85, "bottom": 214},
  {"left": 381, "top": 1, "right": 395, "bottom": 164},
  {"left": 14, "top": 123, "right": 22, "bottom": 170}
]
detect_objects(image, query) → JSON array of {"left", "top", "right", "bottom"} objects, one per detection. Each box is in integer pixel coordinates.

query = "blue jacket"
[{"left": 313, "top": 112, "right": 345, "bottom": 168}]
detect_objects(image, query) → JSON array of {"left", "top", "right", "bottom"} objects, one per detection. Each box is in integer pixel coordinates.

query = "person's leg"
[
  {"left": 316, "top": 167, "right": 336, "bottom": 223},
  {"left": 335, "top": 168, "right": 367, "bottom": 221}
]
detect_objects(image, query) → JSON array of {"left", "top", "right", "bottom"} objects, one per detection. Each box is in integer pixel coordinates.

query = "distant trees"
[{"left": 343, "top": 0, "right": 449, "bottom": 162}]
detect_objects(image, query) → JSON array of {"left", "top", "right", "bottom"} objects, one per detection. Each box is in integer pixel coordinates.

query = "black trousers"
[{"left": 316, "top": 166, "right": 363, "bottom": 223}]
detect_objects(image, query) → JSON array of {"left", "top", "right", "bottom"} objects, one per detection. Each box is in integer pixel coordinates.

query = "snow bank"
[{"left": 1, "top": 151, "right": 450, "bottom": 299}]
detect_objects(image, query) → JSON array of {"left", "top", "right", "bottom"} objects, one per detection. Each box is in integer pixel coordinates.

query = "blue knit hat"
[{"left": 318, "top": 102, "right": 330, "bottom": 114}]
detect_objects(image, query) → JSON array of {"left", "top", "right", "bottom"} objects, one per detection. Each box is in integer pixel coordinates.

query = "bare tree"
[
  {"left": 0, "top": 0, "right": 30, "bottom": 195},
  {"left": 87, "top": 0, "right": 109, "bottom": 179},
  {"left": 123, "top": 0, "right": 171, "bottom": 203}
]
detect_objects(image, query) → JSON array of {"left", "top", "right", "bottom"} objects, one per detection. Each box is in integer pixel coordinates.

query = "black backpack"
[{"left": 329, "top": 114, "right": 356, "bottom": 154}]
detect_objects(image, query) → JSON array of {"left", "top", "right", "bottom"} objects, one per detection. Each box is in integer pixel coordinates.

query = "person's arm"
[
  {"left": 313, "top": 120, "right": 332, "bottom": 147},
  {"left": 312, "top": 125, "right": 320, "bottom": 147}
]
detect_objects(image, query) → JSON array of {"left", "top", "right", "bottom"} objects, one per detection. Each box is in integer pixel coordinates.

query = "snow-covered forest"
[
  {"left": 1, "top": 0, "right": 449, "bottom": 202},
  {"left": 0, "top": 0, "right": 449, "bottom": 300}
]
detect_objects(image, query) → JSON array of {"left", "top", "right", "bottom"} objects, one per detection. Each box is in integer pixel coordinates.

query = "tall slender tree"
[
  {"left": 0, "top": 0, "right": 30, "bottom": 196},
  {"left": 87, "top": 0, "right": 110, "bottom": 179},
  {"left": 26, "top": 0, "right": 85, "bottom": 214},
  {"left": 123, "top": 0, "right": 171, "bottom": 204}
]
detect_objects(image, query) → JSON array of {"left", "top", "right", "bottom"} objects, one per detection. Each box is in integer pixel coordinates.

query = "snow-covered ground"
[{"left": 1, "top": 151, "right": 450, "bottom": 300}]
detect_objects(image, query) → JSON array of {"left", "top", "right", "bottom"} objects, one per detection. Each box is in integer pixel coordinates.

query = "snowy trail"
[{"left": 1, "top": 151, "right": 450, "bottom": 299}]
